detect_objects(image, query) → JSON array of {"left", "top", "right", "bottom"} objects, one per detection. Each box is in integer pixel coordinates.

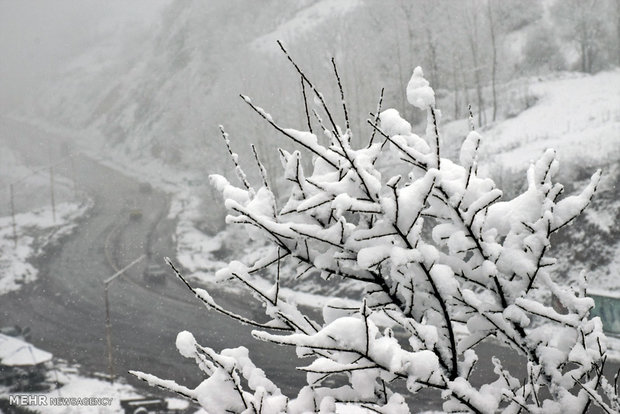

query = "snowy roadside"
[
  {"left": 5, "top": 116, "right": 215, "bottom": 267},
  {"left": 0, "top": 200, "right": 92, "bottom": 296},
  {"left": 171, "top": 197, "right": 366, "bottom": 308},
  {"left": 9, "top": 117, "right": 360, "bottom": 308}
]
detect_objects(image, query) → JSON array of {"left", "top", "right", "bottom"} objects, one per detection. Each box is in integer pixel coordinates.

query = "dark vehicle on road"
[
  {"left": 129, "top": 208, "right": 143, "bottom": 220},
  {"left": 143, "top": 264, "right": 167, "bottom": 284},
  {"left": 126, "top": 198, "right": 143, "bottom": 220}
]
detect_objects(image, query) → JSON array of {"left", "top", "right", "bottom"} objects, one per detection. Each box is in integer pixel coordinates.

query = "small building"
[
  {"left": 588, "top": 289, "right": 620, "bottom": 337},
  {"left": 0, "top": 333, "right": 53, "bottom": 391}
]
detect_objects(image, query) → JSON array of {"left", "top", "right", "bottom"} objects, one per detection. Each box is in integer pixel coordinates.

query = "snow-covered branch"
[{"left": 135, "top": 54, "right": 612, "bottom": 413}]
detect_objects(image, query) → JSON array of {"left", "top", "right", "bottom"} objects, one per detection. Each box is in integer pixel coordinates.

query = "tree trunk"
[
  {"left": 581, "top": 39, "right": 588, "bottom": 73},
  {"left": 465, "top": 2, "right": 485, "bottom": 126},
  {"left": 487, "top": 0, "right": 498, "bottom": 122},
  {"left": 451, "top": 54, "right": 460, "bottom": 120},
  {"left": 469, "top": 41, "right": 484, "bottom": 127}
]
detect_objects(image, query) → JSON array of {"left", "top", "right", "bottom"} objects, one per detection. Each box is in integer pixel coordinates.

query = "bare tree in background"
[
  {"left": 486, "top": 0, "right": 498, "bottom": 122},
  {"left": 463, "top": 0, "right": 486, "bottom": 127},
  {"left": 553, "top": 0, "right": 609, "bottom": 73}
]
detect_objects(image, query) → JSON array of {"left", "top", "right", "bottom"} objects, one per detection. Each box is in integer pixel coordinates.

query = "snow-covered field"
[
  {"left": 443, "top": 70, "right": 620, "bottom": 171},
  {"left": 185, "top": 70, "right": 620, "bottom": 296},
  {"left": 0, "top": 200, "right": 91, "bottom": 295},
  {"left": 482, "top": 71, "right": 620, "bottom": 169},
  {"left": 441, "top": 70, "right": 620, "bottom": 290}
]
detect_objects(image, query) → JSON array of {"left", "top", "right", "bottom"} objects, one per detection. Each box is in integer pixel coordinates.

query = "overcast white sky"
[{"left": 0, "top": 0, "right": 170, "bottom": 112}]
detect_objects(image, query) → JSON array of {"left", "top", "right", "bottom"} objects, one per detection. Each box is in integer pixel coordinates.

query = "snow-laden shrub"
[{"left": 131, "top": 48, "right": 618, "bottom": 413}]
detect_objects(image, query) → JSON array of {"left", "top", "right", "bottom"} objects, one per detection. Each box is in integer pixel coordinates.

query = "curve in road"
[{"left": 0, "top": 119, "right": 304, "bottom": 399}]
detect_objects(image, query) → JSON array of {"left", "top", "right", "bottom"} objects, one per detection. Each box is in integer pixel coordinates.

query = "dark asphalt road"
[
  {"left": 1, "top": 118, "right": 618, "bottom": 412},
  {"left": 0, "top": 119, "right": 304, "bottom": 398}
]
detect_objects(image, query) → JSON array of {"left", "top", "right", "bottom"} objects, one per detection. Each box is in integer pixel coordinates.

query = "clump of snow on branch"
[
  {"left": 407, "top": 66, "right": 435, "bottom": 110},
  {"left": 132, "top": 57, "right": 616, "bottom": 413}
]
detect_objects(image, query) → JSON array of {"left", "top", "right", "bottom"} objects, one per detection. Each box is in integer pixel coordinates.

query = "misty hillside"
[
  {"left": 28, "top": 0, "right": 364, "bottom": 169},
  {"left": 203, "top": 70, "right": 620, "bottom": 297},
  {"left": 24, "top": 0, "right": 594, "bottom": 168},
  {"left": 0, "top": 121, "right": 76, "bottom": 216}
]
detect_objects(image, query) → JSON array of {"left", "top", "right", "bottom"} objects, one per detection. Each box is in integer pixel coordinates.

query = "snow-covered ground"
[
  {"left": 0, "top": 121, "right": 92, "bottom": 295},
  {"left": 444, "top": 70, "right": 620, "bottom": 171},
  {"left": 13, "top": 117, "right": 365, "bottom": 309},
  {"left": 0, "top": 200, "right": 91, "bottom": 295},
  {"left": 442, "top": 70, "right": 620, "bottom": 284},
  {"left": 18, "top": 371, "right": 140, "bottom": 414}
]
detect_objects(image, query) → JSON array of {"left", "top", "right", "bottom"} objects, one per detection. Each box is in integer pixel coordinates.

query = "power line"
[{"left": 2, "top": 152, "right": 80, "bottom": 190}]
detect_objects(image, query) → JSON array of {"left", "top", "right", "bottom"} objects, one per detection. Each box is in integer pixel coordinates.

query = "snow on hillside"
[
  {"left": 252, "top": 0, "right": 361, "bottom": 52},
  {"left": 442, "top": 71, "right": 620, "bottom": 294},
  {"left": 479, "top": 71, "right": 620, "bottom": 293},
  {"left": 552, "top": 163, "right": 620, "bottom": 292},
  {"left": 0, "top": 200, "right": 91, "bottom": 295},
  {"left": 479, "top": 71, "right": 620, "bottom": 170},
  {"left": 22, "top": 0, "right": 368, "bottom": 178},
  {"left": 172, "top": 70, "right": 620, "bottom": 303}
]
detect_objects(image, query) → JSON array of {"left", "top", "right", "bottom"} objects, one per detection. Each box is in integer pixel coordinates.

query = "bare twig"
[
  {"left": 367, "top": 88, "right": 384, "bottom": 148},
  {"left": 331, "top": 57, "right": 350, "bottom": 133},
  {"left": 219, "top": 125, "right": 252, "bottom": 192}
]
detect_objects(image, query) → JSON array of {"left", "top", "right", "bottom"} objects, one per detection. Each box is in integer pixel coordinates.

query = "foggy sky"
[{"left": 0, "top": 0, "right": 170, "bottom": 113}]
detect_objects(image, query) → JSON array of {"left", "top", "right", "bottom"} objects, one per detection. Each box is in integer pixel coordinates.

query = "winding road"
[{"left": 0, "top": 119, "right": 303, "bottom": 398}]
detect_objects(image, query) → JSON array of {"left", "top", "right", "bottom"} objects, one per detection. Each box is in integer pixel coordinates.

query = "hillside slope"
[
  {"left": 457, "top": 71, "right": 620, "bottom": 291},
  {"left": 15, "top": 2, "right": 619, "bottom": 295},
  {"left": 28, "top": 0, "right": 361, "bottom": 172},
  {"left": 480, "top": 71, "right": 620, "bottom": 171},
  {"left": 177, "top": 71, "right": 620, "bottom": 298}
]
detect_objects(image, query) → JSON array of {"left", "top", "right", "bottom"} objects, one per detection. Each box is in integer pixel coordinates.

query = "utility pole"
[
  {"left": 9, "top": 184, "right": 17, "bottom": 246},
  {"left": 49, "top": 166, "right": 56, "bottom": 223},
  {"left": 69, "top": 153, "right": 78, "bottom": 200},
  {"left": 103, "top": 254, "right": 145, "bottom": 383}
]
